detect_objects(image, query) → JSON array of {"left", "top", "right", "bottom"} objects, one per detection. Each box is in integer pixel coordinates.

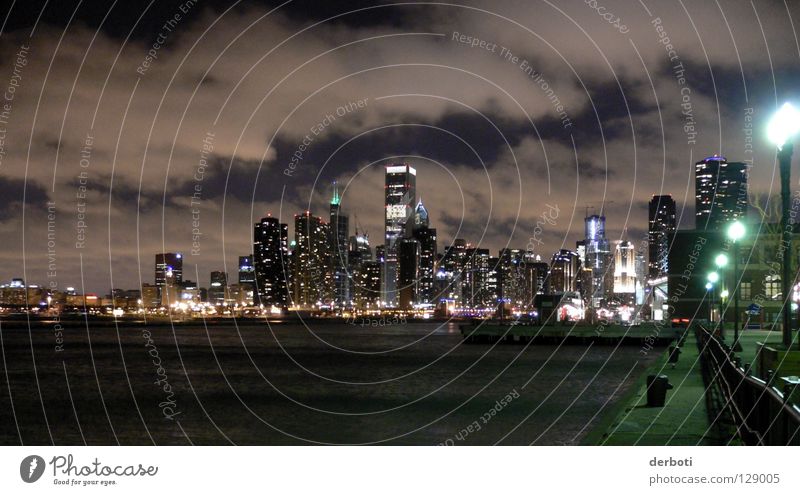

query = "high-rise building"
[
  {"left": 521, "top": 254, "right": 549, "bottom": 309},
  {"left": 383, "top": 163, "right": 416, "bottom": 307},
  {"left": 293, "top": 211, "right": 332, "bottom": 308},
  {"left": 354, "top": 261, "right": 381, "bottom": 310},
  {"left": 209, "top": 271, "right": 228, "bottom": 306},
  {"left": 155, "top": 253, "right": 183, "bottom": 286},
  {"left": 440, "top": 239, "right": 468, "bottom": 302},
  {"left": 463, "top": 248, "right": 491, "bottom": 309},
  {"left": 695, "top": 155, "right": 748, "bottom": 231},
  {"left": 398, "top": 238, "right": 419, "bottom": 310},
  {"left": 238, "top": 255, "right": 255, "bottom": 286},
  {"left": 329, "top": 181, "right": 350, "bottom": 309},
  {"left": 253, "top": 215, "right": 289, "bottom": 308},
  {"left": 648, "top": 195, "right": 676, "bottom": 279},
  {"left": 237, "top": 255, "right": 255, "bottom": 306},
  {"left": 584, "top": 215, "right": 612, "bottom": 307},
  {"left": 548, "top": 249, "right": 579, "bottom": 294},
  {"left": 411, "top": 201, "right": 437, "bottom": 306},
  {"left": 613, "top": 240, "right": 636, "bottom": 304},
  {"left": 498, "top": 248, "right": 525, "bottom": 308}
]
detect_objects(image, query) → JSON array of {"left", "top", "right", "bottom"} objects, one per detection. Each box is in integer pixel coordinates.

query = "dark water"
[{"left": 0, "top": 321, "right": 661, "bottom": 445}]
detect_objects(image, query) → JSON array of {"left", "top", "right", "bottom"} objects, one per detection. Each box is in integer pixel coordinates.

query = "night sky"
[{"left": 1, "top": 0, "right": 799, "bottom": 292}]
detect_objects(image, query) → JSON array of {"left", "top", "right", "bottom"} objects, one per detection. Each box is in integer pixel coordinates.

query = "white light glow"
[{"left": 767, "top": 102, "right": 800, "bottom": 148}]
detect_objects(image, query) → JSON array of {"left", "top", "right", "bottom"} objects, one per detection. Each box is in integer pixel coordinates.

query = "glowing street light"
[
  {"left": 707, "top": 272, "right": 720, "bottom": 284},
  {"left": 768, "top": 103, "right": 799, "bottom": 347},
  {"left": 726, "top": 220, "right": 746, "bottom": 350},
  {"left": 728, "top": 220, "right": 745, "bottom": 242},
  {"left": 721, "top": 289, "right": 729, "bottom": 299},
  {"left": 767, "top": 102, "right": 800, "bottom": 150},
  {"left": 715, "top": 253, "right": 729, "bottom": 269}
]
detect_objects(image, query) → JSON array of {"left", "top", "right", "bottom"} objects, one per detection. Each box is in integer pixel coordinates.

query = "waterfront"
[{"left": 0, "top": 321, "right": 662, "bottom": 445}]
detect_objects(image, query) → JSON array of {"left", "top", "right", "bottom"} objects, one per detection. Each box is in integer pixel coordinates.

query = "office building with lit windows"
[
  {"left": 695, "top": 155, "right": 748, "bottom": 231},
  {"left": 293, "top": 211, "right": 332, "bottom": 308},
  {"left": 253, "top": 215, "right": 289, "bottom": 308},
  {"left": 383, "top": 163, "right": 416, "bottom": 307},
  {"left": 648, "top": 195, "right": 676, "bottom": 279}
]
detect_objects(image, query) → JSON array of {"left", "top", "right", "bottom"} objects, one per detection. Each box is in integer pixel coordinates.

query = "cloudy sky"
[{"left": 1, "top": 0, "right": 799, "bottom": 293}]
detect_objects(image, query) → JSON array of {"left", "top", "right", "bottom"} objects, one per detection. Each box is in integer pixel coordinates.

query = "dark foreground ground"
[{"left": 0, "top": 320, "right": 663, "bottom": 445}]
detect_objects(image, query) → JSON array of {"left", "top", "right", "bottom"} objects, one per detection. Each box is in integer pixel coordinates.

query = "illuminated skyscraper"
[
  {"left": 209, "top": 271, "right": 228, "bottom": 306},
  {"left": 253, "top": 215, "right": 289, "bottom": 308},
  {"left": 440, "top": 239, "right": 468, "bottom": 302},
  {"left": 293, "top": 211, "right": 332, "bottom": 308},
  {"left": 498, "top": 248, "right": 525, "bottom": 307},
  {"left": 155, "top": 253, "right": 183, "bottom": 286},
  {"left": 329, "top": 181, "right": 350, "bottom": 308},
  {"left": 613, "top": 240, "right": 636, "bottom": 304},
  {"left": 648, "top": 195, "right": 676, "bottom": 279},
  {"left": 584, "top": 214, "right": 612, "bottom": 307},
  {"left": 548, "top": 249, "right": 579, "bottom": 294},
  {"left": 383, "top": 163, "right": 416, "bottom": 307},
  {"left": 695, "top": 155, "right": 748, "bottom": 231},
  {"left": 463, "top": 248, "right": 491, "bottom": 309},
  {"left": 238, "top": 255, "right": 255, "bottom": 286},
  {"left": 411, "top": 201, "right": 437, "bottom": 305},
  {"left": 355, "top": 261, "right": 381, "bottom": 310}
]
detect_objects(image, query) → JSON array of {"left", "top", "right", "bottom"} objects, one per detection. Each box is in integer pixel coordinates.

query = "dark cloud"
[{"left": 0, "top": 177, "right": 50, "bottom": 221}]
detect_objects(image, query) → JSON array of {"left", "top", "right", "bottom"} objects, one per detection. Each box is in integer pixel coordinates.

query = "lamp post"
[
  {"left": 727, "top": 221, "right": 745, "bottom": 351},
  {"left": 705, "top": 281, "right": 715, "bottom": 326},
  {"left": 715, "top": 253, "right": 729, "bottom": 339},
  {"left": 720, "top": 289, "right": 729, "bottom": 334},
  {"left": 708, "top": 272, "right": 719, "bottom": 329},
  {"left": 767, "top": 102, "right": 800, "bottom": 348}
]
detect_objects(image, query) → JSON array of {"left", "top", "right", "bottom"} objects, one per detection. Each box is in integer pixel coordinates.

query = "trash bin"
[
  {"left": 668, "top": 346, "right": 681, "bottom": 366},
  {"left": 646, "top": 375, "right": 673, "bottom": 407}
]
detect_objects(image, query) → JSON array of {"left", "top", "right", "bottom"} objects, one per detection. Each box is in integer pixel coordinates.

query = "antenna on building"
[{"left": 331, "top": 180, "right": 341, "bottom": 206}]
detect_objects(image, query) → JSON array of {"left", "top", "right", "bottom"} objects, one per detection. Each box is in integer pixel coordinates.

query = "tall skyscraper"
[
  {"left": 398, "top": 237, "right": 419, "bottom": 310},
  {"left": 155, "top": 253, "right": 183, "bottom": 286},
  {"left": 648, "top": 195, "right": 677, "bottom": 279},
  {"left": 293, "top": 211, "right": 332, "bottom": 308},
  {"left": 613, "top": 240, "right": 636, "bottom": 304},
  {"left": 548, "top": 249, "right": 579, "bottom": 294},
  {"left": 209, "top": 271, "right": 228, "bottom": 306},
  {"left": 354, "top": 261, "right": 381, "bottom": 310},
  {"left": 329, "top": 181, "right": 350, "bottom": 309},
  {"left": 463, "top": 248, "right": 491, "bottom": 309},
  {"left": 498, "top": 248, "right": 525, "bottom": 307},
  {"left": 253, "top": 215, "right": 289, "bottom": 308},
  {"left": 411, "top": 201, "right": 437, "bottom": 306},
  {"left": 584, "top": 214, "right": 612, "bottom": 307},
  {"left": 521, "top": 253, "right": 549, "bottom": 309},
  {"left": 695, "top": 155, "right": 748, "bottom": 230},
  {"left": 383, "top": 163, "right": 416, "bottom": 307},
  {"left": 239, "top": 255, "right": 255, "bottom": 286},
  {"left": 440, "top": 239, "right": 469, "bottom": 302}
]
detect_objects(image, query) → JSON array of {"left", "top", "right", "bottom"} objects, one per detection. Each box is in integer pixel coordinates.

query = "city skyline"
[{"left": 0, "top": 154, "right": 755, "bottom": 317}]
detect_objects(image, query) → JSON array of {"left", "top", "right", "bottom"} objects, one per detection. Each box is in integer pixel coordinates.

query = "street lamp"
[
  {"left": 767, "top": 102, "right": 800, "bottom": 348},
  {"left": 720, "top": 289, "right": 729, "bottom": 333},
  {"left": 706, "top": 281, "right": 715, "bottom": 324},
  {"left": 707, "top": 272, "right": 720, "bottom": 326},
  {"left": 727, "top": 220, "right": 746, "bottom": 351}
]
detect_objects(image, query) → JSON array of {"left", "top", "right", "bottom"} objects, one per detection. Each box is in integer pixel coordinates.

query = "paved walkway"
[{"left": 589, "top": 330, "right": 720, "bottom": 445}]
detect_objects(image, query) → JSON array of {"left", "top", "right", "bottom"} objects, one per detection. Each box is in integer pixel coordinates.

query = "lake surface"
[{"left": 0, "top": 321, "right": 662, "bottom": 445}]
